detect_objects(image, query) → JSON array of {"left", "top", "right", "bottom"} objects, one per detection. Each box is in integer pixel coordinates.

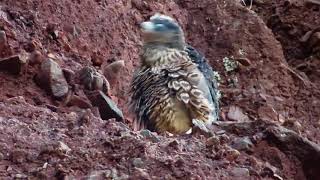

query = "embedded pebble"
[
  {"left": 35, "top": 58, "right": 69, "bottom": 99},
  {"left": 132, "top": 158, "right": 144, "bottom": 168},
  {"left": 230, "top": 167, "right": 250, "bottom": 177},
  {"left": 140, "top": 129, "right": 160, "bottom": 143},
  {"left": 206, "top": 136, "right": 220, "bottom": 147},
  {"left": 231, "top": 136, "right": 254, "bottom": 151}
]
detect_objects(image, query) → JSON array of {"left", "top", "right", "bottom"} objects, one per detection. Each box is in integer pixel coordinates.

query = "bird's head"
[{"left": 140, "top": 13, "right": 185, "bottom": 50}]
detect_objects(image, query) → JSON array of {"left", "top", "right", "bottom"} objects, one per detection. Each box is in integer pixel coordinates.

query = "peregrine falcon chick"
[{"left": 129, "top": 13, "right": 220, "bottom": 134}]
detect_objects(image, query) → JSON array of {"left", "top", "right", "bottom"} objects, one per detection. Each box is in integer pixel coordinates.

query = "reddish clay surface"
[{"left": 0, "top": 0, "right": 319, "bottom": 179}]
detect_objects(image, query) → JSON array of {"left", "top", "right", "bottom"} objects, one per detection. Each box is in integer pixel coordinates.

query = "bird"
[{"left": 128, "top": 13, "right": 220, "bottom": 135}]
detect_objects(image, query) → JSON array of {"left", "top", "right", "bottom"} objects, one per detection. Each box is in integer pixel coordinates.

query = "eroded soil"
[{"left": 0, "top": 0, "right": 319, "bottom": 179}]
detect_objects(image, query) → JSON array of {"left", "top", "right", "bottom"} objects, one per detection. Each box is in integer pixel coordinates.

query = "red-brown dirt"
[{"left": 0, "top": 0, "right": 319, "bottom": 179}]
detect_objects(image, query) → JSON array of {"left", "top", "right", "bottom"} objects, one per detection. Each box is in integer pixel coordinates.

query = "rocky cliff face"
[{"left": 0, "top": 0, "right": 319, "bottom": 179}]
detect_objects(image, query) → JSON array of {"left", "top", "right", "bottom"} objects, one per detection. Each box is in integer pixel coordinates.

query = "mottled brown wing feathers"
[
  {"left": 166, "top": 61, "right": 212, "bottom": 121},
  {"left": 129, "top": 49, "right": 213, "bottom": 133}
]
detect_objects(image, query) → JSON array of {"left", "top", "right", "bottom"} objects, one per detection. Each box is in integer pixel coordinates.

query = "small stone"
[
  {"left": 14, "top": 174, "right": 28, "bottom": 179},
  {"left": 206, "top": 136, "right": 220, "bottom": 147},
  {"left": 191, "top": 119, "right": 213, "bottom": 137},
  {"left": 42, "top": 162, "right": 48, "bottom": 169},
  {"left": 230, "top": 167, "right": 250, "bottom": 177},
  {"left": 231, "top": 136, "right": 253, "bottom": 151},
  {"left": 108, "top": 168, "right": 119, "bottom": 179},
  {"left": 261, "top": 162, "right": 279, "bottom": 177},
  {"left": 78, "top": 66, "right": 110, "bottom": 94},
  {"left": 86, "top": 90, "right": 123, "bottom": 121},
  {"left": 102, "top": 60, "right": 125, "bottom": 84},
  {"left": 131, "top": 168, "right": 150, "bottom": 179},
  {"left": 7, "top": 166, "right": 12, "bottom": 172},
  {"left": 35, "top": 58, "right": 69, "bottom": 99},
  {"left": 56, "top": 141, "right": 71, "bottom": 155},
  {"left": 252, "top": 132, "right": 264, "bottom": 144},
  {"left": 0, "top": 54, "right": 27, "bottom": 75},
  {"left": 225, "top": 148, "right": 241, "bottom": 162},
  {"left": 132, "top": 158, "right": 144, "bottom": 168},
  {"left": 278, "top": 114, "right": 285, "bottom": 124},
  {"left": 168, "top": 140, "right": 180, "bottom": 150},
  {"left": 79, "top": 110, "right": 91, "bottom": 126},
  {"left": 58, "top": 142, "right": 70, "bottom": 151},
  {"left": 91, "top": 51, "right": 104, "bottom": 66},
  {"left": 64, "top": 111, "right": 78, "bottom": 124},
  {"left": 219, "top": 134, "right": 230, "bottom": 145},
  {"left": 216, "top": 130, "right": 226, "bottom": 135},
  {"left": 227, "top": 106, "right": 249, "bottom": 121},
  {"left": 86, "top": 170, "right": 115, "bottom": 180},
  {"left": 29, "top": 50, "right": 44, "bottom": 65},
  {"left": 0, "top": 30, "right": 7, "bottom": 52},
  {"left": 140, "top": 129, "right": 160, "bottom": 143},
  {"left": 47, "top": 53, "right": 57, "bottom": 60}
]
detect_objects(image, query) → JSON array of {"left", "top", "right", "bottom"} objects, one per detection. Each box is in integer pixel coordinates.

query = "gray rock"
[
  {"left": 14, "top": 173, "right": 28, "bottom": 179},
  {"left": 132, "top": 158, "right": 144, "bottom": 168},
  {"left": 35, "top": 58, "right": 69, "bottom": 99},
  {"left": 28, "top": 50, "right": 44, "bottom": 65},
  {"left": 225, "top": 148, "right": 241, "bottom": 162},
  {"left": 102, "top": 60, "right": 125, "bottom": 85},
  {"left": 56, "top": 141, "right": 71, "bottom": 155},
  {"left": 206, "top": 136, "right": 220, "bottom": 147},
  {"left": 227, "top": 106, "right": 249, "bottom": 122},
  {"left": 230, "top": 167, "right": 250, "bottom": 177},
  {"left": 219, "top": 134, "right": 230, "bottom": 145},
  {"left": 86, "top": 90, "right": 123, "bottom": 121},
  {"left": 216, "top": 130, "right": 226, "bottom": 135},
  {"left": 0, "top": 30, "right": 7, "bottom": 52},
  {"left": 231, "top": 136, "right": 253, "bottom": 151},
  {"left": 140, "top": 129, "right": 160, "bottom": 143},
  {"left": 86, "top": 169, "right": 119, "bottom": 180},
  {"left": 78, "top": 66, "right": 110, "bottom": 94},
  {"left": 131, "top": 168, "right": 150, "bottom": 179},
  {"left": 0, "top": 54, "right": 27, "bottom": 75}
]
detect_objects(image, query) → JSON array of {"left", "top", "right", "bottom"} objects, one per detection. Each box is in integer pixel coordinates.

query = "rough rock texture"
[
  {"left": 86, "top": 90, "right": 124, "bottom": 121},
  {"left": 0, "top": 0, "right": 319, "bottom": 179},
  {"left": 0, "top": 54, "right": 27, "bottom": 75},
  {"left": 35, "top": 58, "right": 69, "bottom": 99}
]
